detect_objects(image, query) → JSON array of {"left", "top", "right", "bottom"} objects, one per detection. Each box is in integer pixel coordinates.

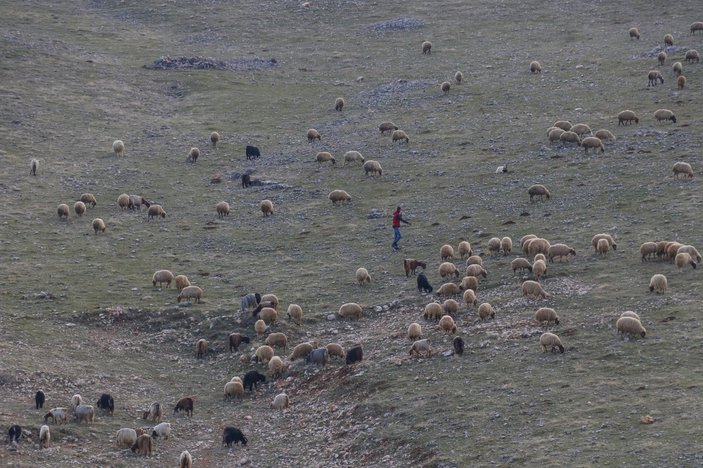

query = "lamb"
[
  {"left": 620, "top": 311, "right": 640, "bottom": 320},
  {"left": 35, "top": 390, "right": 45, "bottom": 409},
  {"left": 147, "top": 204, "right": 166, "bottom": 219},
  {"left": 265, "top": 332, "right": 288, "bottom": 350},
  {"left": 307, "top": 128, "right": 321, "bottom": 141},
  {"left": 75, "top": 404, "right": 95, "bottom": 424},
  {"left": 466, "top": 255, "right": 482, "bottom": 266},
  {"left": 594, "top": 129, "right": 615, "bottom": 141},
  {"left": 522, "top": 280, "right": 551, "bottom": 299},
  {"left": 441, "top": 81, "right": 451, "bottom": 94},
  {"left": 343, "top": 151, "right": 364, "bottom": 165},
  {"left": 675, "top": 252, "right": 697, "bottom": 271},
  {"left": 151, "top": 422, "right": 171, "bottom": 439},
  {"left": 43, "top": 407, "right": 68, "bottom": 424},
  {"left": 616, "top": 316, "right": 646, "bottom": 338},
  {"left": 210, "top": 131, "right": 220, "bottom": 148},
  {"left": 658, "top": 51, "right": 667, "bottom": 65},
  {"left": 409, "top": 339, "right": 432, "bottom": 357},
  {"left": 559, "top": 131, "right": 581, "bottom": 145},
  {"left": 463, "top": 289, "right": 477, "bottom": 306},
  {"left": 673, "top": 162, "right": 693, "bottom": 179},
  {"left": 404, "top": 259, "right": 427, "bottom": 276},
  {"left": 379, "top": 122, "right": 398, "bottom": 134},
  {"left": 92, "top": 218, "right": 106, "bottom": 234},
  {"left": 338, "top": 302, "right": 363, "bottom": 320},
  {"left": 306, "top": 347, "right": 329, "bottom": 366},
  {"left": 691, "top": 22, "right": 703, "bottom": 35},
  {"left": 596, "top": 238, "right": 610, "bottom": 256},
  {"left": 131, "top": 434, "right": 153, "bottom": 457},
  {"left": 326, "top": 343, "right": 345, "bottom": 360},
  {"left": 664, "top": 33, "right": 674, "bottom": 46},
  {"left": 678, "top": 75, "right": 686, "bottom": 89},
  {"left": 74, "top": 201, "right": 86, "bottom": 217},
  {"left": 478, "top": 302, "right": 495, "bottom": 320},
  {"left": 685, "top": 49, "right": 700, "bottom": 63},
  {"left": 647, "top": 70, "right": 664, "bottom": 86},
  {"left": 535, "top": 307, "right": 560, "bottom": 325},
  {"left": 316, "top": 151, "right": 336, "bottom": 165},
  {"left": 548, "top": 128, "right": 565, "bottom": 142},
  {"left": 437, "top": 282, "right": 461, "bottom": 297},
  {"left": 553, "top": 120, "right": 572, "bottom": 131},
  {"left": 30, "top": 158, "right": 39, "bottom": 176},
  {"left": 174, "top": 397, "right": 194, "bottom": 416},
  {"left": 345, "top": 345, "right": 363, "bottom": 364},
  {"left": 530, "top": 60, "right": 542, "bottom": 73},
  {"left": 417, "top": 272, "right": 433, "bottom": 293},
  {"left": 440, "top": 244, "right": 455, "bottom": 261},
  {"left": 268, "top": 356, "right": 286, "bottom": 378},
  {"left": 287, "top": 304, "right": 303, "bottom": 325},
  {"left": 258, "top": 307, "right": 278, "bottom": 325},
  {"left": 439, "top": 315, "right": 457, "bottom": 333},
  {"left": 96, "top": 393, "right": 114, "bottom": 415},
  {"left": 439, "top": 262, "right": 460, "bottom": 279},
  {"left": 570, "top": 123, "right": 592, "bottom": 136},
  {"left": 80, "top": 193, "right": 97, "bottom": 207},
  {"left": 454, "top": 71, "right": 463, "bottom": 84},
  {"left": 356, "top": 267, "right": 371, "bottom": 284},
  {"left": 539, "top": 332, "right": 564, "bottom": 353},
  {"left": 649, "top": 274, "right": 667, "bottom": 294},
  {"left": 423, "top": 302, "right": 444, "bottom": 321},
  {"left": 511, "top": 258, "right": 533, "bottom": 274},
  {"left": 465, "top": 264, "right": 488, "bottom": 278},
  {"left": 528, "top": 184, "right": 551, "bottom": 201},
  {"left": 216, "top": 201, "right": 231, "bottom": 218},
  {"left": 328, "top": 189, "right": 352, "bottom": 204},
  {"left": 195, "top": 339, "right": 208, "bottom": 359},
  {"left": 677, "top": 245, "right": 701, "bottom": 263},
  {"left": 654, "top": 109, "right": 676, "bottom": 123},
  {"left": 617, "top": 110, "right": 639, "bottom": 125},
  {"left": 392, "top": 130, "right": 409, "bottom": 143},
  {"left": 547, "top": 244, "right": 576, "bottom": 262},
  {"left": 260, "top": 199, "right": 274, "bottom": 216},
  {"left": 39, "top": 425, "right": 50, "bottom": 449},
  {"left": 335, "top": 97, "right": 345, "bottom": 111},
  {"left": 501, "top": 237, "right": 513, "bottom": 255},
  {"left": 271, "top": 393, "right": 289, "bottom": 410},
  {"left": 628, "top": 27, "right": 640, "bottom": 40},
  {"left": 117, "top": 194, "right": 130, "bottom": 209},
  {"left": 460, "top": 276, "right": 478, "bottom": 292},
  {"left": 487, "top": 237, "right": 501, "bottom": 256},
  {"left": 180, "top": 450, "right": 193, "bottom": 468},
  {"left": 222, "top": 427, "right": 248, "bottom": 447},
  {"left": 177, "top": 286, "right": 203, "bottom": 304},
  {"left": 673, "top": 61, "right": 683, "bottom": 76},
  {"left": 363, "top": 160, "right": 383, "bottom": 176},
  {"left": 581, "top": 136, "right": 605, "bottom": 153},
  {"left": 422, "top": 41, "right": 432, "bottom": 54},
  {"left": 112, "top": 140, "right": 125, "bottom": 157},
  {"left": 116, "top": 428, "right": 138, "bottom": 448},
  {"left": 408, "top": 322, "right": 422, "bottom": 340},
  {"left": 640, "top": 242, "right": 658, "bottom": 261},
  {"left": 186, "top": 147, "right": 200, "bottom": 163},
  {"left": 224, "top": 381, "right": 244, "bottom": 400},
  {"left": 142, "top": 402, "right": 162, "bottom": 423}
]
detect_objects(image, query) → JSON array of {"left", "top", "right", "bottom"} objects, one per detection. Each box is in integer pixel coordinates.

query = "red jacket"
[{"left": 392, "top": 209, "right": 402, "bottom": 228}]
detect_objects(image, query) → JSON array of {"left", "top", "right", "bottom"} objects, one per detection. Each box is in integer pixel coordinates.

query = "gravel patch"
[
  {"left": 368, "top": 17, "right": 425, "bottom": 33},
  {"left": 145, "top": 56, "right": 278, "bottom": 71}
]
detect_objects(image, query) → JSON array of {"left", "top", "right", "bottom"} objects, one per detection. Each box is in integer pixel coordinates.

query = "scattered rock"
[
  {"left": 368, "top": 17, "right": 425, "bottom": 33},
  {"left": 146, "top": 56, "right": 278, "bottom": 71}
]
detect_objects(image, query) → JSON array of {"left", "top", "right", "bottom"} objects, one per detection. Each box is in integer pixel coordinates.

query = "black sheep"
[
  {"left": 245, "top": 145, "right": 260, "bottom": 160},
  {"left": 222, "top": 426, "right": 247, "bottom": 447},
  {"left": 35, "top": 390, "right": 45, "bottom": 409},
  {"left": 174, "top": 397, "right": 194, "bottom": 417},
  {"left": 417, "top": 272, "right": 433, "bottom": 293},
  {"left": 243, "top": 370, "right": 266, "bottom": 391},
  {"left": 345, "top": 345, "right": 363, "bottom": 365},
  {"left": 242, "top": 173, "right": 251, "bottom": 188},
  {"left": 96, "top": 393, "right": 114, "bottom": 416},
  {"left": 453, "top": 336, "right": 465, "bottom": 356}
]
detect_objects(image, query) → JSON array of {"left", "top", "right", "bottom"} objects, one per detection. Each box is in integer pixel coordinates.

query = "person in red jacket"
[{"left": 392, "top": 206, "right": 411, "bottom": 250}]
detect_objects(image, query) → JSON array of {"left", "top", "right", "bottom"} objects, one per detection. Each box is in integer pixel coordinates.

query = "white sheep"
[
  {"left": 271, "top": 393, "right": 290, "bottom": 410},
  {"left": 458, "top": 241, "right": 473, "bottom": 259},
  {"left": 640, "top": 242, "right": 658, "bottom": 261},
  {"left": 658, "top": 51, "right": 667, "bottom": 65},
  {"left": 74, "top": 201, "right": 86, "bottom": 217},
  {"left": 379, "top": 122, "right": 398, "bottom": 134},
  {"left": 116, "top": 428, "right": 138, "bottom": 448},
  {"left": 478, "top": 302, "right": 495, "bottom": 320},
  {"left": 117, "top": 194, "right": 130, "bottom": 209},
  {"left": 553, "top": 120, "right": 573, "bottom": 131},
  {"left": 39, "top": 425, "right": 50, "bottom": 449},
  {"left": 691, "top": 22, "right": 703, "bottom": 35},
  {"left": 142, "top": 402, "right": 162, "bottom": 422},
  {"left": 487, "top": 237, "right": 501, "bottom": 256},
  {"left": 441, "top": 81, "right": 451, "bottom": 94},
  {"left": 677, "top": 245, "right": 701, "bottom": 263},
  {"left": 326, "top": 343, "right": 345, "bottom": 360},
  {"left": 465, "top": 255, "right": 482, "bottom": 266},
  {"left": 460, "top": 276, "right": 478, "bottom": 292},
  {"left": 535, "top": 307, "right": 560, "bottom": 325},
  {"left": 548, "top": 128, "right": 565, "bottom": 143},
  {"left": 343, "top": 151, "right": 365, "bottom": 165},
  {"left": 685, "top": 49, "right": 700, "bottom": 63},
  {"left": 596, "top": 238, "right": 610, "bottom": 256},
  {"left": 392, "top": 129, "right": 409, "bottom": 143},
  {"left": 216, "top": 201, "right": 230, "bottom": 218},
  {"left": 617, "top": 110, "right": 639, "bottom": 126},
  {"left": 539, "top": 332, "right": 564, "bottom": 353},
  {"left": 43, "top": 407, "right": 68, "bottom": 424},
  {"left": 454, "top": 71, "right": 463, "bottom": 84},
  {"left": 287, "top": 303, "right": 303, "bottom": 325},
  {"left": 151, "top": 422, "right": 171, "bottom": 439},
  {"left": 620, "top": 311, "right": 640, "bottom": 320},
  {"left": 268, "top": 356, "right": 286, "bottom": 378},
  {"left": 258, "top": 306, "right": 278, "bottom": 325},
  {"left": 328, "top": 189, "right": 352, "bottom": 204},
  {"left": 522, "top": 280, "right": 550, "bottom": 299},
  {"left": 511, "top": 258, "right": 533, "bottom": 274},
  {"left": 260, "top": 199, "right": 274, "bottom": 216},
  {"left": 532, "top": 259, "right": 547, "bottom": 281},
  {"left": 437, "top": 282, "right": 461, "bottom": 297},
  {"left": 255, "top": 345, "right": 275, "bottom": 364},
  {"left": 30, "top": 158, "right": 39, "bottom": 176},
  {"left": 265, "top": 332, "right": 288, "bottom": 350},
  {"left": 647, "top": 70, "right": 664, "bottom": 87},
  {"left": 559, "top": 131, "right": 581, "bottom": 145},
  {"left": 316, "top": 151, "right": 336, "bottom": 165},
  {"left": 581, "top": 136, "right": 604, "bottom": 153},
  {"left": 594, "top": 129, "right": 615, "bottom": 141},
  {"left": 678, "top": 75, "right": 686, "bottom": 89},
  {"left": 92, "top": 218, "right": 106, "bottom": 234},
  {"left": 57, "top": 203, "right": 70, "bottom": 219},
  {"left": 654, "top": 109, "right": 676, "bottom": 123},
  {"left": 423, "top": 302, "right": 444, "bottom": 321},
  {"left": 177, "top": 285, "right": 203, "bottom": 303},
  {"left": 570, "top": 123, "right": 592, "bottom": 136},
  {"left": 547, "top": 244, "right": 576, "bottom": 262},
  {"left": 463, "top": 288, "right": 477, "bottom": 306},
  {"left": 338, "top": 302, "right": 363, "bottom": 320},
  {"left": 224, "top": 381, "right": 244, "bottom": 400},
  {"left": 112, "top": 139, "right": 125, "bottom": 157},
  {"left": 407, "top": 322, "right": 422, "bottom": 340},
  {"left": 289, "top": 342, "right": 315, "bottom": 361},
  {"left": 664, "top": 33, "right": 674, "bottom": 46},
  {"left": 70, "top": 394, "right": 83, "bottom": 411},
  {"left": 174, "top": 275, "right": 190, "bottom": 292},
  {"left": 629, "top": 27, "right": 640, "bottom": 40},
  {"left": 186, "top": 147, "right": 200, "bottom": 163},
  {"left": 439, "top": 262, "right": 460, "bottom": 279},
  {"left": 355, "top": 267, "right": 371, "bottom": 284},
  {"left": 675, "top": 252, "right": 697, "bottom": 271},
  {"left": 440, "top": 244, "right": 455, "bottom": 261},
  {"left": 673, "top": 162, "right": 693, "bottom": 179},
  {"left": 616, "top": 316, "right": 646, "bottom": 338},
  {"left": 210, "top": 131, "right": 220, "bottom": 148},
  {"left": 422, "top": 41, "right": 432, "bottom": 54},
  {"left": 255, "top": 319, "right": 267, "bottom": 336},
  {"left": 673, "top": 61, "right": 683, "bottom": 76},
  {"left": 74, "top": 404, "right": 95, "bottom": 424},
  {"left": 152, "top": 270, "right": 174, "bottom": 288},
  {"left": 438, "top": 315, "right": 457, "bottom": 333},
  {"left": 307, "top": 128, "right": 321, "bottom": 141},
  {"left": 363, "top": 160, "right": 383, "bottom": 176},
  {"left": 501, "top": 237, "right": 513, "bottom": 255},
  {"left": 195, "top": 339, "right": 208, "bottom": 359},
  {"left": 465, "top": 264, "right": 487, "bottom": 279},
  {"left": 409, "top": 338, "right": 432, "bottom": 357}
]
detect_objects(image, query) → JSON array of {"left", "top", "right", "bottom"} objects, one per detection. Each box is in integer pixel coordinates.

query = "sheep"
[
  {"left": 423, "top": 302, "right": 444, "bottom": 321},
  {"left": 210, "top": 131, "right": 220, "bottom": 148},
  {"left": 7, "top": 425, "right": 22, "bottom": 444},
  {"left": 316, "top": 151, "right": 336, "bottom": 165},
  {"left": 254, "top": 319, "right": 267, "bottom": 336},
  {"left": 152, "top": 270, "right": 174, "bottom": 288},
  {"left": 271, "top": 393, "right": 289, "bottom": 410},
  {"left": 116, "top": 428, "right": 138, "bottom": 448},
  {"left": 528, "top": 184, "right": 551, "bottom": 201},
  {"left": 678, "top": 75, "right": 686, "bottom": 89},
  {"left": 535, "top": 307, "right": 560, "bottom": 325},
  {"left": 409, "top": 339, "right": 432, "bottom": 357},
  {"left": 654, "top": 109, "right": 676, "bottom": 123},
  {"left": 628, "top": 27, "right": 640, "bottom": 40},
  {"left": 647, "top": 70, "right": 664, "bottom": 87},
  {"left": 581, "top": 136, "right": 605, "bottom": 153},
  {"left": 559, "top": 131, "right": 581, "bottom": 145},
  {"left": 186, "top": 147, "right": 200, "bottom": 163},
  {"left": 258, "top": 307, "right": 278, "bottom": 325},
  {"left": 35, "top": 390, "right": 45, "bottom": 409},
  {"left": 287, "top": 304, "right": 303, "bottom": 325},
  {"left": 539, "top": 332, "right": 564, "bottom": 353},
  {"left": 151, "top": 422, "right": 171, "bottom": 439},
  {"left": 222, "top": 427, "right": 248, "bottom": 447},
  {"left": 117, "top": 194, "right": 130, "bottom": 209},
  {"left": 617, "top": 110, "right": 639, "bottom": 125},
  {"left": 224, "top": 381, "right": 244, "bottom": 400},
  {"left": 147, "top": 204, "right": 166, "bottom": 219},
  {"left": 92, "top": 218, "right": 106, "bottom": 234},
  {"left": 30, "top": 158, "right": 39, "bottom": 176},
  {"left": 454, "top": 71, "right": 463, "bottom": 84},
  {"left": 363, "top": 160, "right": 383, "bottom": 176},
  {"left": 477, "top": 302, "right": 495, "bottom": 320},
  {"left": 343, "top": 151, "right": 365, "bottom": 165},
  {"left": 649, "top": 274, "right": 667, "bottom": 294},
  {"left": 664, "top": 33, "right": 674, "bottom": 46},
  {"left": 260, "top": 293, "right": 279, "bottom": 309},
  {"left": 74, "top": 404, "right": 95, "bottom": 424},
  {"left": 417, "top": 272, "right": 433, "bottom": 293},
  {"left": 522, "top": 280, "right": 550, "bottom": 299},
  {"left": 379, "top": 122, "right": 398, "bottom": 134},
  {"left": 328, "top": 189, "right": 352, "bottom": 204},
  {"left": 487, "top": 237, "right": 501, "bottom": 256},
  {"left": 537, "top": 254, "right": 548, "bottom": 264},
  {"left": 463, "top": 289, "right": 477, "bottom": 306},
  {"left": 290, "top": 342, "right": 314, "bottom": 361},
  {"left": 677, "top": 245, "right": 702, "bottom": 263},
  {"left": 495, "top": 164, "right": 508, "bottom": 173},
  {"left": 466, "top": 255, "right": 482, "bottom": 266},
  {"left": 520, "top": 234, "right": 538, "bottom": 247},
  {"left": 656, "top": 241, "right": 669, "bottom": 258},
  {"left": 691, "top": 22, "right": 703, "bottom": 35},
  {"left": 527, "top": 238, "right": 551, "bottom": 257},
  {"left": 306, "top": 347, "right": 329, "bottom": 366},
  {"left": 675, "top": 252, "right": 697, "bottom": 271},
  {"left": 596, "top": 238, "right": 610, "bottom": 256},
  {"left": 438, "top": 315, "right": 457, "bottom": 334},
  {"left": 532, "top": 259, "right": 547, "bottom": 282},
  {"left": 422, "top": 41, "right": 432, "bottom": 54},
  {"left": 658, "top": 51, "right": 667, "bottom": 65},
  {"left": 43, "top": 408, "right": 68, "bottom": 424},
  {"left": 112, "top": 139, "right": 125, "bottom": 157},
  {"left": 268, "top": 356, "right": 286, "bottom": 378},
  {"left": 180, "top": 450, "right": 193, "bottom": 468},
  {"left": 547, "top": 244, "right": 576, "bottom": 262},
  {"left": 70, "top": 394, "right": 84, "bottom": 411},
  {"left": 392, "top": 129, "right": 409, "bottom": 143},
  {"left": 439, "top": 262, "right": 460, "bottom": 279},
  {"left": 129, "top": 195, "right": 150, "bottom": 210},
  {"left": 666, "top": 242, "right": 684, "bottom": 261},
  {"left": 74, "top": 201, "right": 86, "bottom": 217},
  {"left": 511, "top": 258, "right": 533, "bottom": 274},
  {"left": 620, "top": 311, "right": 640, "bottom": 320},
  {"left": 260, "top": 199, "right": 274, "bottom": 216},
  {"left": 640, "top": 242, "right": 658, "bottom": 261},
  {"left": 142, "top": 402, "right": 162, "bottom": 423},
  {"left": 460, "top": 276, "right": 478, "bottom": 292},
  {"left": 548, "top": 128, "right": 565, "bottom": 143},
  {"left": 245, "top": 145, "right": 261, "bottom": 160},
  {"left": 307, "top": 128, "right": 321, "bottom": 141},
  {"left": 616, "top": 316, "right": 646, "bottom": 338},
  {"left": 526, "top": 59, "right": 542, "bottom": 74},
  {"left": 131, "top": 434, "right": 153, "bottom": 457},
  {"left": 326, "top": 343, "right": 345, "bottom": 360},
  {"left": 444, "top": 299, "right": 462, "bottom": 315},
  {"left": 440, "top": 244, "right": 455, "bottom": 261},
  {"left": 465, "top": 264, "right": 488, "bottom": 278},
  {"left": 173, "top": 274, "right": 190, "bottom": 292},
  {"left": 594, "top": 129, "right": 615, "bottom": 141},
  {"left": 229, "top": 333, "right": 250, "bottom": 352},
  {"left": 685, "top": 49, "right": 700, "bottom": 63},
  {"left": 338, "top": 302, "right": 363, "bottom": 320},
  {"left": 80, "top": 193, "right": 97, "bottom": 207},
  {"left": 553, "top": 120, "right": 572, "bottom": 131},
  {"left": 96, "top": 393, "right": 114, "bottom": 415},
  {"left": 404, "top": 259, "right": 427, "bottom": 276},
  {"left": 501, "top": 237, "right": 513, "bottom": 255},
  {"left": 354, "top": 267, "right": 372, "bottom": 285},
  {"left": 570, "top": 123, "right": 592, "bottom": 136},
  {"left": 195, "top": 339, "right": 208, "bottom": 359},
  {"left": 265, "top": 332, "right": 288, "bottom": 350},
  {"left": 673, "top": 61, "right": 683, "bottom": 76},
  {"left": 174, "top": 397, "right": 194, "bottom": 416},
  {"left": 437, "top": 282, "right": 461, "bottom": 297},
  {"left": 673, "top": 162, "right": 693, "bottom": 179},
  {"left": 457, "top": 241, "right": 473, "bottom": 259},
  {"left": 216, "top": 201, "right": 230, "bottom": 218},
  {"left": 335, "top": 97, "right": 345, "bottom": 111},
  {"left": 407, "top": 322, "right": 422, "bottom": 340},
  {"left": 39, "top": 425, "right": 50, "bottom": 449},
  {"left": 441, "top": 81, "right": 451, "bottom": 94},
  {"left": 177, "top": 286, "right": 203, "bottom": 304}
]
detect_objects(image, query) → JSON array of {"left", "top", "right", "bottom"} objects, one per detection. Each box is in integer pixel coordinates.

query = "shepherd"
[{"left": 392, "top": 206, "right": 411, "bottom": 251}]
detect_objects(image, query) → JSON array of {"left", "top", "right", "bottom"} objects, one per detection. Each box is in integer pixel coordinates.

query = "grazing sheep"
[
  {"left": 112, "top": 140, "right": 125, "bottom": 157},
  {"left": 591, "top": 233, "right": 617, "bottom": 252},
  {"left": 328, "top": 189, "right": 352, "bottom": 204},
  {"left": 287, "top": 304, "right": 303, "bottom": 325},
  {"left": 222, "top": 427, "right": 248, "bottom": 447},
  {"left": 678, "top": 75, "right": 686, "bottom": 89},
  {"left": 691, "top": 22, "right": 703, "bottom": 35},
  {"left": 616, "top": 316, "right": 646, "bottom": 338},
  {"left": 649, "top": 274, "right": 668, "bottom": 294},
  {"left": 547, "top": 244, "right": 576, "bottom": 262},
  {"left": 466, "top": 255, "right": 483, "bottom": 266},
  {"left": 379, "top": 122, "right": 398, "bottom": 134},
  {"left": 437, "top": 282, "right": 461, "bottom": 297},
  {"left": 306, "top": 347, "right": 329, "bottom": 366},
  {"left": 677, "top": 245, "right": 701, "bottom": 263},
  {"left": 617, "top": 110, "right": 639, "bottom": 126},
  {"left": 224, "top": 381, "right": 244, "bottom": 400},
  {"left": 404, "top": 259, "right": 427, "bottom": 276},
  {"left": 335, "top": 97, "right": 345, "bottom": 111},
  {"left": 75, "top": 404, "right": 95, "bottom": 424},
  {"left": 478, "top": 302, "right": 495, "bottom": 320},
  {"left": 151, "top": 422, "right": 171, "bottom": 439},
  {"left": 520, "top": 234, "right": 538, "bottom": 247},
  {"left": 438, "top": 315, "right": 457, "bottom": 333},
  {"left": 686, "top": 49, "right": 700, "bottom": 63},
  {"left": 460, "top": 276, "right": 478, "bottom": 292},
  {"left": 117, "top": 194, "right": 130, "bottom": 210},
  {"left": 74, "top": 201, "right": 86, "bottom": 217},
  {"left": 265, "top": 332, "right": 288, "bottom": 350},
  {"left": 548, "top": 128, "right": 565, "bottom": 143},
  {"left": 290, "top": 343, "right": 314, "bottom": 361},
  {"left": 338, "top": 302, "right": 363, "bottom": 320},
  {"left": 628, "top": 27, "right": 640, "bottom": 40},
  {"left": 43, "top": 408, "right": 68, "bottom": 424},
  {"left": 131, "top": 434, "right": 153, "bottom": 457},
  {"left": 666, "top": 242, "right": 684, "bottom": 261},
  {"left": 96, "top": 393, "right": 114, "bottom": 415},
  {"left": 664, "top": 33, "right": 674, "bottom": 46},
  {"left": 640, "top": 242, "right": 658, "bottom": 261},
  {"left": 528, "top": 184, "right": 551, "bottom": 201},
  {"left": 195, "top": 339, "right": 208, "bottom": 359},
  {"left": 530, "top": 60, "right": 542, "bottom": 73},
  {"left": 620, "top": 311, "right": 640, "bottom": 320},
  {"left": 216, "top": 201, "right": 230, "bottom": 218},
  {"left": 271, "top": 393, "right": 289, "bottom": 410},
  {"left": 457, "top": 241, "right": 473, "bottom": 259},
  {"left": 553, "top": 120, "right": 573, "bottom": 131},
  {"left": 35, "top": 390, "right": 45, "bottom": 409},
  {"left": 80, "top": 193, "right": 97, "bottom": 207},
  {"left": 259, "top": 293, "right": 278, "bottom": 309},
  {"left": 343, "top": 151, "right": 365, "bottom": 165},
  {"left": 173, "top": 275, "right": 190, "bottom": 292},
  {"left": 177, "top": 285, "right": 203, "bottom": 304},
  {"left": 210, "top": 131, "right": 220, "bottom": 148},
  {"left": 675, "top": 252, "right": 697, "bottom": 271},
  {"left": 147, "top": 204, "right": 166, "bottom": 219},
  {"left": 92, "top": 218, "right": 106, "bottom": 234},
  {"left": 363, "top": 160, "right": 383, "bottom": 176},
  {"left": 254, "top": 319, "right": 267, "bottom": 336},
  {"left": 326, "top": 343, "right": 345, "bottom": 360},
  {"left": 658, "top": 51, "right": 667, "bottom": 65},
  {"left": 439, "top": 262, "right": 460, "bottom": 279},
  {"left": 422, "top": 41, "right": 432, "bottom": 54},
  {"left": 581, "top": 136, "right": 605, "bottom": 153},
  {"left": 594, "top": 129, "right": 615, "bottom": 141},
  {"left": 355, "top": 267, "right": 371, "bottom": 284},
  {"left": 70, "top": 394, "right": 84, "bottom": 411},
  {"left": 423, "top": 302, "right": 444, "bottom": 321},
  {"left": 539, "top": 332, "right": 564, "bottom": 353},
  {"left": 229, "top": 333, "right": 250, "bottom": 352},
  {"left": 511, "top": 258, "right": 533, "bottom": 274},
  {"left": 408, "top": 322, "right": 422, "bottom": 340},
  {"left": 245, "top": 145, "right": 261, "bottom": 160},
  {"left": 673, "top": 61, "right": 683, "bottom": 76},
  {"left": 417, "top": 272, "right": 433, "bottom": 293},
  {"left": 30, "top": 158, "right": 39, "bottom": 176},
  {"left": 487, "top": 237, "right": 501, "bottom": 256},
  {"left": 596, "top": 238, "right": 610, "bottom": 256},
  {"left": 534, "top": 253, "right": 547, "bottom": 262},
  {"left": 186, "top": 147, "right": 200, "bottom": 163},
  {"left": 673, "top": 161, "right": 693, "bottom": 179},
  {"left": 268, "top": 356, "right": 286, "bottom": 378},
  {"left": 129, "top": 195, "right": 150, "bottom": 211},
  {"left": 441, "top": 81, "right": 451, "bottom": 94},
  {"left": 454, "top": 71, "right": 463, "bottom": 84},
  {"left": 559, "top": 130, "right": 581, "bottom": 145},
  {"left": 654, "top": 109, "right": 676, "bottom": 123},
  {"left": 392, "top": 129, "right": 409, "bottom": 143},
  {"left": 527, "top": 238, "right": 551, "bottom": 258},
  {"left": 180, "top": 450, "right": 193, "bottom": 468},
  {"left": 260, "top": 199, "right": 274, "bottom": 216},
  {"left": 535, "top": 307, "right": 560, "bottom": 325},
  {"left": 648, "top": 70, "right": 664, "bottom": 87},
  {"left": 316, "top": 151, "right": 336, "bottom": 165},
  {"left": 174, "top": 397, "right": 194, "bottom": 416},
  {"left": 463, "top": 289, "right": 477, "bottom": 306},
  {"left": 522, "top": 280, "right": 550, "bottom": 299},
  {"left": 258, "top": 307, "right": 278, "bottom": 325},
  {"left": 142, "top": 402, "right": 162, "bottom": 423},
  {"left": 409, "top": 339, "right": 432, "bottom": 357},
  {"left": 656, "top": 241, "right": 669, "bottom": 258},
  {"left": 39, "top": 425, "right": 50, "bottom": 449},
  {"left": 465, "top": 264, "right": 488, "bottom": 278},
  {"left": 152, "top": 270, "right": 174, "bottom": 288},
  {"left": 440, "top": 244, "right": 455, "bottom": 261},
  {"left": 307, "top": 128, "right": 321, "bottom": 142},
  {"left": 570, "top": 123, "right": 592, "bottom": 136},
  {"left": 501, "top": 237, "right": 513, "bottom": 255},
  {"left": 116, "top": 428, "right": 138, "bottom": 448}
]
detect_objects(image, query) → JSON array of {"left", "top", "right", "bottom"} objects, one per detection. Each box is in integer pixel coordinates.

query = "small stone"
[{"left": 327, "top": 314, "right": 336, "bottom": 321}]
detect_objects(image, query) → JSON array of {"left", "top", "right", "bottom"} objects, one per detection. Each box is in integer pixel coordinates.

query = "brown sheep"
[
  {"left": 379, "top": 122, "right": 398, "bottom": 134},
  {"left": 441, "top": 81, "right": 451, "bottom": 94},
  {"left": 528, "top": 184, "right": 551, "bottom": 201},
  {"left": 195, "top": 339, "right": 208, "bottom": 359},
  {"left": 422, "top": 41, "right": 432, "bottom": 54},
  {"left": 438, "top": 262, "right": 460, "bottom": 279},
  {"left": 392, "top": 130, "right": 409, "bottom": 143},
  {"left": 307, "top": 128, "right": 321, "bottom": 141},
  {"left": 440, "top": 244, "right": 455, "bottom": 261},
  {"left": 530, "top": 60, "right": 542, "bottom": 73},
  {"left": 260, "top": 199, "right": 274, "bottom": 216},
  {"left": 335, "top": 97, "right": 345, "bottom": 111}
]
